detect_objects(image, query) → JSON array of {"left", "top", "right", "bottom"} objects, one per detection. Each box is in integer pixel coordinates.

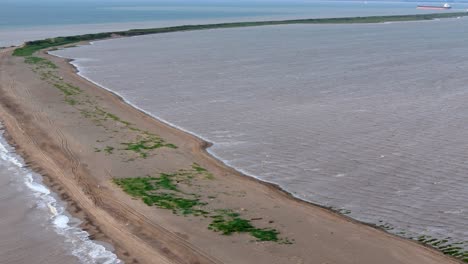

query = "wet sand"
[{"left": 0, "top": 45, "right": 462, "bottom": 264}]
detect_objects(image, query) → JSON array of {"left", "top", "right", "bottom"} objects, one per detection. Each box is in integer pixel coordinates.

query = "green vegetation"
[
  {"left": 209, "top": 210, "right": 280, "bottom": 242},
  {"left": 416, "top": 235, "right": 468, "bottom": 262},
  {"left": 209, "top": 211, "right": 254, "bottom": 235},
  {"left": 20, "top": 53, "right": 177, "bottom": 157},
  {"left": 113, "top": 172, "right": 206, "bottom": 215},
  {"left": 65, "top": 97, "right": 78, "bottom": 105},
  {"left": 25, "top": 57, "right": 80, "bottom": 106},
  {"left": 51, "top": 82, "right": 81, "bottom": 105},
  {"left": 13, "top": 12, "right": 468, "bottom": 57},
  {"left": 250, "top": 228, "right": 281, "bottom": 242},
  {"left": 104, "top": 112, "right": 132, "bottom": 126},
  {"left": 113, "top": 165, "right": 286, "bottom": 242},
  {"left": 192, "top": 163, "right": 207, "bottom": 172},
  {"left": 81, "top": 107, "right": 130, "bottom": 127},
  {"left": 192, "top": 163, "right": 214, "bottom": 179},
  {"left": 154, "top": 173, "right": 179, "bottom": 191},
  {"left": 13, "top": 33, "right": 112, "bottom": 56},
  {"left": 104, "top": 146, "right": 114, "bottom": 154},
  {"left": 24, "top": 56, "right": 57, "bottom": 68},
  {"left": 76, "top": 106, "right": 177, "bottom": 156},
  {"left": 375, "top": 220, "right": 395, "bottom": 231},
  {"left": 122, "top": 133, "right": 177, "bottom": 158},
  {"left": 53, "top": 82, "right": 81, "bottom": 96}
]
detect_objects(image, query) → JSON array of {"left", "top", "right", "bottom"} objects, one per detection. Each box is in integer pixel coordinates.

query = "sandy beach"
[{"left": 0, "top": 45, "right": 462, "bottom": 263}]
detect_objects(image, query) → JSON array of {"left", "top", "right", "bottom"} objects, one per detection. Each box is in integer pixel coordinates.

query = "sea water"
[
  {"left": 0, "top": 128, "right": 120, "bottom": 263},
  {"left": 2, "top": 0, "right": 467, "bottom": 46},
  {"left": 52, "top": 17, "right": 468, "bottom": 251}
]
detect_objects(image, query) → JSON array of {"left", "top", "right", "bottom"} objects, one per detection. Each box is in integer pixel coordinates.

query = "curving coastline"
[
  {"left": 10, "top": 12, "right": 468, "bottom": 56},
  {"left": 2, "top": 14, "right": 468, "bottom": 264}
]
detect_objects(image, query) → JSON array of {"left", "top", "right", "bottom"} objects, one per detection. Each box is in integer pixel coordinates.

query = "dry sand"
[{"left": 0, "top": 46, "right": 461, "bottom": 264}]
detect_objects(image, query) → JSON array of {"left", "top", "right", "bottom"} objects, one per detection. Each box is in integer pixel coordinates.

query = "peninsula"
[{"left": 1, "top": 13, "right": 467, "bottom": 264}]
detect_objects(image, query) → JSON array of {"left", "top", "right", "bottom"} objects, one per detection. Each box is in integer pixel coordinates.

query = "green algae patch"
[
  {"left": 78, "top": 107, "right": 177, "bottom": 157},
  {"left": 52, "top": 82, "right": 81, "bottom": 105},
  {"left": 192, "top": 163, "right": 214, "bottom": 179},
  {"left": 64, "top": 97, "right": 78, "bottom": 105},
  {"left": 22, "top": 53, "right": 82, "bottom": 108},
  {"left": 208, "top": 210, "right": 282, "bottom": 242},
  {"left": 250, "top": 228, "right": 281, "bottom": 242},
  {"left": 153, "top": 173, "right": 179, "bottom": 191},
  {"left": 53, "top": 82, "right": 81, "bottom": 96},
  {"left": 77, "top": 106, "right": 177, "bottom": 156},
  {"left": 113, "top": 170, "right": 208, "bottom": 216},
  {"left": 122, "top": 133, "right": 177, "bottom": 158},
  {"left": 91, "top": 107, "right": 133, "bottom": 127},
  {"left": 209, "top": 212, "right": 254, "bottom": 235},
  {"left": 104, "top": 112, "right": 132, "bottom": 126},
  {"left": 113, "top": 167, "right": 289, "bottom": 243},
  {"left": 113, "top": 174, "right": 206, "bottom": 215},
  {"left": 104, "top": 146, "right": 114, "bottom": 154},
  {"left": 416, "top": 235, "right": 468, "bottom": 262},
  {"left": 192, "top": 163, "right": 207, "bottom": 173}
]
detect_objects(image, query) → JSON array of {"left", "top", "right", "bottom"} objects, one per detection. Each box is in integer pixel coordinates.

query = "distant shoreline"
[{"left": 11, "top": 12, "right": 468, "bottom": 56}]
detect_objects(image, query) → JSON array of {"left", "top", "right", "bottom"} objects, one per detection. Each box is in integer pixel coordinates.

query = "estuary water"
[{"left": 53, "top": 17, "right": 468, "bottom": 250}]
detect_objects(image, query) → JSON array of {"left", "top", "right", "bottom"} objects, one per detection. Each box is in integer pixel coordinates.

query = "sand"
[{"left": 0, "top": 46, "right": 462, "bottom": 264}]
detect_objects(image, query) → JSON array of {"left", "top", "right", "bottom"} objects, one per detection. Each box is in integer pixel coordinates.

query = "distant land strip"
[{"left": 11, "top": 12, "right": 468, "bottom": 56}]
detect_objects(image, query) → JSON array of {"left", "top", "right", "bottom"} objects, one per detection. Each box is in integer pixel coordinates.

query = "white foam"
[
  {"left": 0, "top": 130, "right": 121, "bottom": 264},
  {"left": 24, "top": 174, "right": 50, "bottom": 195},
  {"left": 53, "top": 215, "right": 70, "bottom": 228}
]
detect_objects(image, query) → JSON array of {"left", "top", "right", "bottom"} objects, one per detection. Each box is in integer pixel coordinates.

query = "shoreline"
[
  {"left": 0, "top": 127, "right": 119, "bottom": 264},
  {"left": 11, "top": 12, "right": 468, "bottom": 56},
  {"left": 55, "top": 39, "right": 468, "bottom": 261},
  {"left": 1, "top": 27, "right": 466, "bottom": 263}
]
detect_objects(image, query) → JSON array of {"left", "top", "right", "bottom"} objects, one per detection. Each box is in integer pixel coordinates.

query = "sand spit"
[{"left": 0, "top": 46, "right": 461, "bottom": 264}]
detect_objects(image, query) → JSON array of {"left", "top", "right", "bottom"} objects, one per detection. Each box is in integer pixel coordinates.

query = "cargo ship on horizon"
[{"left": 417, "top": 3, "right": 452, "bottom": 10}]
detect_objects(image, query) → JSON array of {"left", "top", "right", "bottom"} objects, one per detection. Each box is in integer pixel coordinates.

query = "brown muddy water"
[
  {"left": 0, "top": 130, "right": 120, "bottom": 264},
  {"left": 52, "top": 18, "right": 468, "bottom": 251}
]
